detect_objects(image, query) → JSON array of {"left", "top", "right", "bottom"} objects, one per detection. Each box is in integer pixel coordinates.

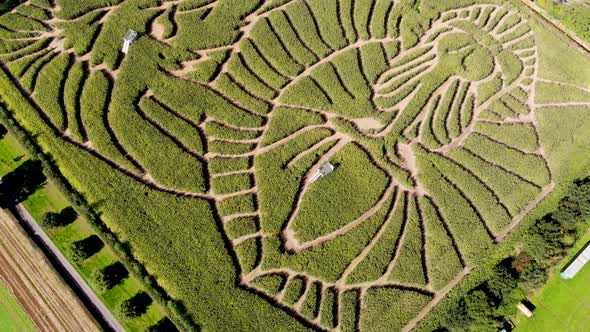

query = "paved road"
[{"left": 0, "top": 181, "right": 124, "bottom": 332}]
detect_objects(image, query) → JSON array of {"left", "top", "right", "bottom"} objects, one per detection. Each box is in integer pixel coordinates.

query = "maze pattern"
[{"left": 2, "top": 0, "right": 590, "bottom": 330}]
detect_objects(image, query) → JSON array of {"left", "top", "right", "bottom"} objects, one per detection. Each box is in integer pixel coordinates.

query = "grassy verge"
[
  {"left": 514, "top": 230, "right": 590, "bottom": 331},
  {"left": 0, "top": 279, "right": 36, "bottom": 332},
  {"left": 0, "top": 128, "right": 167, "bottom": 331}
]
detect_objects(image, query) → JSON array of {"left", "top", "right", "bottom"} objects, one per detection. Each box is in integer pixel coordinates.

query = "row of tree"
[
  {"left": 0, "top": 104, "right": 186, "bottom": 330},
  {"left": 443, "top": 177, "right": 590, "bottom": 331}
]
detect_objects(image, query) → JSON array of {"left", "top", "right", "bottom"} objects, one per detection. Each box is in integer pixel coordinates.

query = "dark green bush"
[
  {"left": 40, "top": 211, "right": 60, "bottom": 227},
  {"left": 40, "top": 206, "right": 78, "bottom": 228},
  {"left": 119, "top": 292, "right": 152, "bottom": 318},
  {"left": 93, "top": 261, "right": 129, "bottom": 291},
  {"left": 146, "top": 317, "right": 178, "bottom": 332},
  {"left": 70, "top": 235, "right": 104, "bottom": 262}
]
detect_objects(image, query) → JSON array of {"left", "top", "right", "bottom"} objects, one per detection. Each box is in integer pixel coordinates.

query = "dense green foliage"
[
  {"left": 40, "top": 206, "right": 77, "bottom": 227},
  {"left": 1, "top": 0, "right": 590, "bottom": 330},
  {"left": 92, "top": 261, "right": 129, "bottom": 291},
  {"left": 536, "top": 0, "right": 590, "bottom": 44},
  {"left": 118, "top": 292, "right": 153, "bottom": 318},
  {"left": 439, "top": 177, "right": 590, "bottom": 331},
  {"left": 70, "top": 234, "right": 104, "bottom": 262}
]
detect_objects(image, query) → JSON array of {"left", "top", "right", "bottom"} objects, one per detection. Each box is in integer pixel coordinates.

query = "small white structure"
[
  {"left": 122, "top": 29, "right": 138, "bottom": 54},
  {"left": 310, "top": 162, "right": 335, "bottom": 183},
  {"left": 517, "top": 302, "right": 534, "bottom": 318},
  {"left": 561, "top": 241, "right": 590, "bottom": 279}
]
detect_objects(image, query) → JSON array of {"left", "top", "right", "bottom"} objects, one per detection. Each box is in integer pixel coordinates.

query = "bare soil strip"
[{"left": 0, "top": 208, "right": 99, "bottom": 331}]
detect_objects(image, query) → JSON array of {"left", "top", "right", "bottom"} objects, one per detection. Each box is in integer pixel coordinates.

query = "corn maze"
[{"left": 1, "top": 0, "right": 590, "bottom": 330}]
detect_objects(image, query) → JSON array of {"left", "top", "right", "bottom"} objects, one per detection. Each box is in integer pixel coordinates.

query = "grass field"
[
  {"left": 515, "top": 231, "right": 590, "bottom": 332},
  {"left": 0, "top": 279, "right": 36, "bottom": 332},
  {"left": 0, "top": 0, "right": 590, "bottom": 330}
]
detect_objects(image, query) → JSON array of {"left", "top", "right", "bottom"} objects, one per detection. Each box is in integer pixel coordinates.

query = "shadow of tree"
[
  {"left": 70, "top": 234, "right": 104, "bottom": 262},
  {"left": 118, "top": 291, "right": 153, "bottom": 318},
  {"left": 0, "top": 159, "right": 46, "bottom": 207}
]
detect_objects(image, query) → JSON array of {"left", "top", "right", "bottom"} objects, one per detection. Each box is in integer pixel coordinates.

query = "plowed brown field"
[{"left": 0, "top": 208, "right": 98, "bottom": 331}]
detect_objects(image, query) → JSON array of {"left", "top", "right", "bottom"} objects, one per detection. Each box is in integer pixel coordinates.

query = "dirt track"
[{"left": 0, "top": 208, "right": 99, "bottom": 332}]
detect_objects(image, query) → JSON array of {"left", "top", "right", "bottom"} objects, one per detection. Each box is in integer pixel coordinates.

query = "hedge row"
[
  {"left": 463, "top": 133, "right": 551, "bottom": 187},
  {"left": 214, "top": 73, "right": 271, "bottom": 115},
  {"left": 56, "top": 10, "right": 103, "bottom": 55},
  {"left": 266, "top": 10, "right": 317, "bottom": 67},
  {"left": 447, "top": 148, "right": 541, "bottom": 216},
  {"left": 346, "top": 193, "right": 400, "bottom": 284},
  {"left": 419, "top": 196, "right": 463, "bottom": 290}
]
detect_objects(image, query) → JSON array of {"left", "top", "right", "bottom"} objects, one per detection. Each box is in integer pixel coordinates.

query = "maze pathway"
[{"left": 2, "top": 0, "right": 589, "bottom": 330}]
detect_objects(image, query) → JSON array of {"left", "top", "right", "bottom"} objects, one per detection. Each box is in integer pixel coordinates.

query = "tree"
[
  {"left": 92, "top": 262, "right": 129, "bottom": 291},
  {"left": 146, "top": 317, "right": 178, "bottom": 332},
  {"left": 40, "top": 211, "right": 61, "bottom": 227},
  {"left": 118, "top": 292, "right": 152, "bottom": 318},
  {"left": 526, "top": 215, "right": 565, "bottom": 265},
  {"left": 58, "top": 206, "right": 78, "bottom": 225},
  {"left": 0, "top": 159, "right": 45, "bottom": 207},
  {"left": 553, "top": 177, "right": 590, "bottom": 231},
  {"left": 487, "top": 265, "right": 518, "bottom": 304},
  {"left": 518, "top": 263, "right": 547, "bottom": 293},
  {"left": 70, "top": 235, "right": 104, "bottom": 262},
  {"left": 40, "top": 207, "right": 78, "bottom": 228},
  {"left": 464, "top": 290, "right": 502, "bottom": 330}
]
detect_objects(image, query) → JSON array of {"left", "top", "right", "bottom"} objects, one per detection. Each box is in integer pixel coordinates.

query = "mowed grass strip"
[
  {"left": 0, "top": 279, "right": 36, "bottom": 332},
  {"left": 516, "top": 233, "right": 590, "bottom": 332}
]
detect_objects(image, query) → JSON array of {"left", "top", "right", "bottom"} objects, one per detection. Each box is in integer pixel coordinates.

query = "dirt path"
[
  {"left": 0, "top": 208, "right": 99, "bottom": 331},
  {"left": 401, "top": 267, "right": 472, "bottom": 332},
  {"left": 0, "top": 2, "right": 572, "bottom": 331}
]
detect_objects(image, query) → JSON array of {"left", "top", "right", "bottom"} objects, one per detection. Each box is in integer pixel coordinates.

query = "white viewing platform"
[
  {"left": 310, "top": 162, "right": 335, "bottom": 183},
  {"left": 561, "top": 241, "right": 590, "bottom": 279},
  {"left": 122, "top": 29, "right": 139, "bottom": 54}
]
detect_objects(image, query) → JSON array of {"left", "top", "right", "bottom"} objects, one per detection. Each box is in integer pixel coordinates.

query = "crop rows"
[{"left": 4, "top": 0, "right": 588, "bottom": 331}]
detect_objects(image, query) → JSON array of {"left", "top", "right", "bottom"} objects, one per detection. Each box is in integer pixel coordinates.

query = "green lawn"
[
  {"left": 515, "top": 232, "right": 590, "bottom": 332},
  {"left": 0, "top": 131, "right": 167, "bottom": 331},
  {"left": 0, "top": 279, "right": 36, "bottom": 332}
]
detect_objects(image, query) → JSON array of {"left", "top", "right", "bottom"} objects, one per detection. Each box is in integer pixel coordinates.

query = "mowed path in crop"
[{"left": 0, "top": 207, "right": 99, "bottom": 331}]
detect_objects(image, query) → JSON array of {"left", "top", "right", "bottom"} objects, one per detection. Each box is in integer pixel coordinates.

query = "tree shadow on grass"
[{"left": 0, "top": 159, "right": 46, "bottom": 207}]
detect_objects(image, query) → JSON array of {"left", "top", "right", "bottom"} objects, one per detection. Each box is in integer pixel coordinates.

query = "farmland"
[
  {"left": 0, "top": 206, "right": 98, "bottom": 331},
  {"left": 0, "top": 121, "right": 170, "bottom": 330},
  {"left": 0, "top": 280, "right": 36, "bottom": 332},
  {"left": 0, "top": 0, "right": 590, "bottom": 331}
]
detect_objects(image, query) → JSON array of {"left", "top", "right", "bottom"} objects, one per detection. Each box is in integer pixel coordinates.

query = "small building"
[
  {"left": 517, "top": 302, "right": 534, "bottom": 318},
  {"left": 560, "top": 241, "right": 590, "bottom": 279},
  {"left": 310, "top": 162, "right": 335, "bottom": 183},
  {"left": 122, "top": 29, "right": 139, "bottom": 54}
]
